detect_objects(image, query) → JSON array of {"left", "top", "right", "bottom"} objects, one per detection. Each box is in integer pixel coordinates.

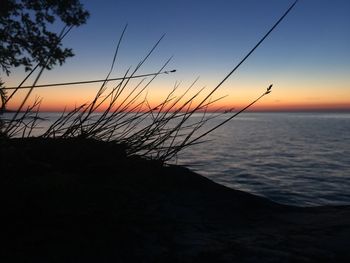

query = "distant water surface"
[
  {"left": 3, "top": 112, "right": 350, "bottom": 206},
  {"left": 177, "top": 112, "right": 350, "bottom": 206}
]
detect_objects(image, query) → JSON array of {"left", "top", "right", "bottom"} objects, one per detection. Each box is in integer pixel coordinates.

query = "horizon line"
[{"left": 3, "top": 108, "right": 350, "bottom": 114}]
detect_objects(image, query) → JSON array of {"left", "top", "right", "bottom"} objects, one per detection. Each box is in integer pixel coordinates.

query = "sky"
[{"left": 4, "top": 0, "right": 350, "bottom": 112}]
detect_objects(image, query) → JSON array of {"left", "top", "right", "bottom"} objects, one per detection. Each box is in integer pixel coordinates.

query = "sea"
[
  {"left": 177, "top": 112, "right": 350, "bottom": 206},
  {"left": 2, "top": 111, "right": 350, "bottom": 207}
]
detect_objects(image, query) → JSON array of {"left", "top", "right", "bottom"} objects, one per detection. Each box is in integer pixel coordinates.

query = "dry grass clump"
[{"left": 0, "top": 1, "right": 297, "bottom": 162}]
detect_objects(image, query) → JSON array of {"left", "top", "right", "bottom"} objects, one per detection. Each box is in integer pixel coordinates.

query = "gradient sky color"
[{"left": 4, "top": 0, "right": 350, "bottom": 112}]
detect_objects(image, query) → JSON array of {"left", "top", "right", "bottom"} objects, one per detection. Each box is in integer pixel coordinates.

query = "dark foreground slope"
[{"left": 1, "top": 138, "right": 350, "bottom": 262}]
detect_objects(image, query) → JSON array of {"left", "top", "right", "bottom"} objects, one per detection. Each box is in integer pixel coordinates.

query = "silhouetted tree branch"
[{"left": 0, "top": 0, "right": 89, "bottom": 76}]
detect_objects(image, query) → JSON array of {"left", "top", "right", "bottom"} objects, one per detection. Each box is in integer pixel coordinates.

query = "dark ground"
[{"left": 1, "top": 138, "right": 350, "bottom": 262}]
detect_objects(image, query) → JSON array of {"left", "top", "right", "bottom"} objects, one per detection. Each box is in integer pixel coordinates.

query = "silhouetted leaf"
[{"left": 0, "top": 0, "right": 89, "bottom": 76}]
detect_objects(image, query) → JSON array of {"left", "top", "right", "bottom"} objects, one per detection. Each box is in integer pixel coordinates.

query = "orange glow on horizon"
[
  {"left": 6, "top": 97, "right": 350, "bottom": 113},
  {"left": 4, "top": 80, "right": 350, "bottom": 113}
]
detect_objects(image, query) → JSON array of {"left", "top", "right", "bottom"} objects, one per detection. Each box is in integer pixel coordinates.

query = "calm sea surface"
[
  {"left": 3, "top": 112, "right": 350, "bottom": 206},
  {"left": 176, "top": 112, "right": 350, "bottom": 206}
]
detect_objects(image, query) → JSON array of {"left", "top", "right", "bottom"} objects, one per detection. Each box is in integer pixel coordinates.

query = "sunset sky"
[{"left": 4, "top": 0, "right": 350, "bottom": 112}]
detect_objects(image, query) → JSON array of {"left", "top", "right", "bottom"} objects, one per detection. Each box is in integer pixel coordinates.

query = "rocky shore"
[{"left": 1, "top": 138, "right": 350, "bottom": 262}]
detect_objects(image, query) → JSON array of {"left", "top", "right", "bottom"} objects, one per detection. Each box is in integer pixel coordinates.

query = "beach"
[{"left": 2, "top": 138, "right": 350, "bottom": 262}]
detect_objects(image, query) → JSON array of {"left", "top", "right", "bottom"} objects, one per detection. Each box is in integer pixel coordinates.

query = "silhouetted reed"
[{"left": 0, "top": 1, "right": 298, "bottom": 162}]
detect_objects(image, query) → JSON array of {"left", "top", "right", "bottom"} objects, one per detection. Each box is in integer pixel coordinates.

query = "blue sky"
[{"left": 6, "top": 0, "right": 350, "bottom": 111}]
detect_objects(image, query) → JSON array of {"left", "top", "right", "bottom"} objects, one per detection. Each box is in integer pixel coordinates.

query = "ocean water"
[
  {"left": 176, "top": 112, "right": 350, "bottom": 206},
  {"left": 2, "top": 112, "right": 350, "bottom": 206}
]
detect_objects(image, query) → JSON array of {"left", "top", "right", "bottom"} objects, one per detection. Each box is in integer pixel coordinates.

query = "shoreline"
[{"left": 2, "top": 138, "right": 350, "bottom": 262}]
